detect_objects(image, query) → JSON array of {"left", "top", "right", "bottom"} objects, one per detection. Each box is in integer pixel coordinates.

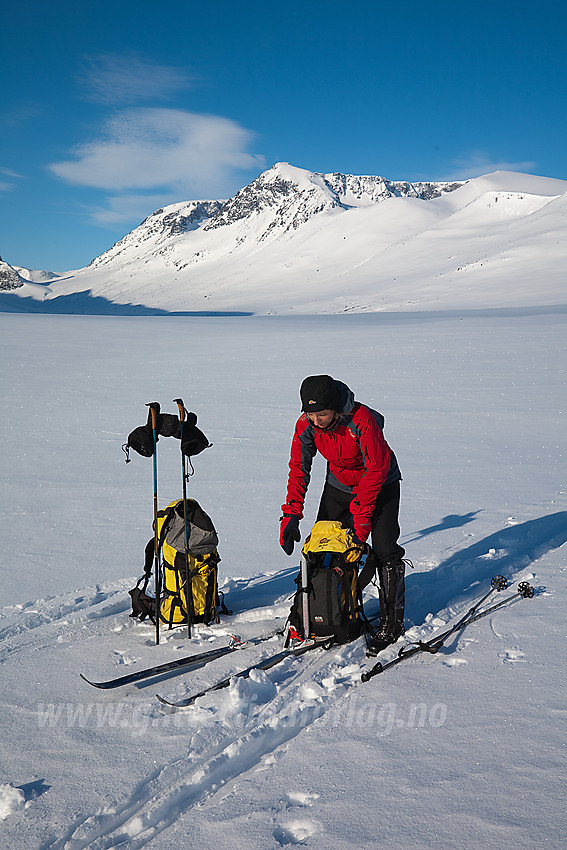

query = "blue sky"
[{"left": 1, "top": 0, "right": 565, "bottom": 271}]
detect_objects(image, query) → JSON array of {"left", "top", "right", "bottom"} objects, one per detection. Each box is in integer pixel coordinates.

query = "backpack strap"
[
  {"left": 130, "top": 502, "right": 180, "bottom": 620},
  {"left": 356, "top": 548, "right": 377, "bottom": 636},
  {"left": 217, "top": 590, "right": 232, "bottom": 616},
  {"left": 128, "top": 569, "right": 157, "bottom": 623},
  {"left": 141, "top": 538, "right": 155, "bottom": 591}
]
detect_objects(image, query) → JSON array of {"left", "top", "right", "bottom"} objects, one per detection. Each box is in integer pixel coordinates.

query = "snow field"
[{"left": 0, "top": 309, "right": 565, "bottom": 848}]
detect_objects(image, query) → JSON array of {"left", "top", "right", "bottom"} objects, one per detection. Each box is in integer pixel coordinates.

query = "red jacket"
[{"left": 282, "top": 401, "right": 400, "bottom": 537}]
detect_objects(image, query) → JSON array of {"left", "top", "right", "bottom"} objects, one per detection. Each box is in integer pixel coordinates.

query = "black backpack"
[{"left": 288, "top": 521, "right": 373, "bottom": 645}]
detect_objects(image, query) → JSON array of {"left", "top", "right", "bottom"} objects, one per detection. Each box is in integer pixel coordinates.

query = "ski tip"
[
  {"left": 156, "top": 694, "right": 195, "bottom": 709},
  {"left": 156, "top": 694, "right": 179, "bottom": 707},
  {"left": 80, "top": 673, "right": 120, "bottom": 690},
  {"left": 80, "top": 673, "right": 104, "bottom": 689}
]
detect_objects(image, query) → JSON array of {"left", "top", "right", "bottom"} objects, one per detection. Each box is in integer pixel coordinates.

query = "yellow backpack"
[
  {"left": 131, "top": 498, "right": 228, "bottom": 629},
  {"left": 302, "top": 520, "right": 364, "bottom": 562}
]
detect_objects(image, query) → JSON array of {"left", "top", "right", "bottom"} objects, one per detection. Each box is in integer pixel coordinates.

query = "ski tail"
[
  {"left": 156, "top": 637, "right": 330, "bottom": 709},
  {"left": 80, "top": 629, "right": 283, "bottom": 690}
]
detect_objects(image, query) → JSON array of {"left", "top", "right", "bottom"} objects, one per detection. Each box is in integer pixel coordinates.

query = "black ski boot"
[{"left": 366, "top": 558, "right": 410, "bottom": 656}]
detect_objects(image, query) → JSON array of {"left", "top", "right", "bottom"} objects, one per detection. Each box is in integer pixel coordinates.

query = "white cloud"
[
  {"left": 49, "top": 56, "right": 265, "bottom": 225},
  {"left": 80, "top": 54, "right": 195, "bottom": 105},
  {"left": 49, "top": 108, "right": 265, "bottom": 220},
  {"left": 445, "top": 151, "right": 537, "bottom": 180},
  {"left": 1, "top": 167, "right": 24, "bottom": 178},
  {"left": 88, "top": 193, "right": 176, "bottom": 226},
  {"left": 0, "top": 167, "right": 24, "bottom": 192}
]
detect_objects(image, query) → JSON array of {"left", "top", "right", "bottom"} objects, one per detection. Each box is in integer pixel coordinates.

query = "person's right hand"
[{"left": 280, "top": 515, "right": 300, "bottom": 555}]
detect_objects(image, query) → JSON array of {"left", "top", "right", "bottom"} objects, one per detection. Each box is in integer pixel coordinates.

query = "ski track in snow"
[
  {"left": 19, "top": 512, "right": 564, "bottom": 850},
  {"left": 45, "top": 650, "right": 345, "bottom": 849},
  {"left": 0, "top": 583, "right": 133, "bottom": 663}
]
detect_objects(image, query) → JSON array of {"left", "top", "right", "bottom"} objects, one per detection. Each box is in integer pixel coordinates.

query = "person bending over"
[{"left": 280, "top": 374, "right": 409, "bottom": 653}]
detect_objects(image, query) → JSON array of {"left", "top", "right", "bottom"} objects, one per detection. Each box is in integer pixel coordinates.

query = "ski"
[
  {"left": 361, "top": 579, "right": 534, "bottom": 683},
  {"left": 156, "top": 637, "right": 331, "bottom": 708},
  {"left": 80, "top": 630, "right": 283, "bottom": 690}
]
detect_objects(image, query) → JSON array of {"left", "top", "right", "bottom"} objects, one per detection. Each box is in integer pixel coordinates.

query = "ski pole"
[
  {"left": 367, "top": 575, "right": 506, "bottom": 665},
  {"left": 301, "top": 553, "right": 310, "bottom": 639},
  {"left": 174, "top": 398, "right": 193, "bottom": 639},
  {"left": 361, "top": 579, "right": 534, "bottom": 683},
  {"left": 147, "top": 402, "right": 161, "bottom": 646},
  {"left": 417, "top": 574, "right": 509, "bottom": 654},
  {"left": 398, "top": 575, "right": 512, "bottom": 658}
]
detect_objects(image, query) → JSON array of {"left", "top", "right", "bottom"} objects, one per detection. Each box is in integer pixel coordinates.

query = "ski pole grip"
[
  {"left": 361, "top": 661, "right": 383, "bottom": 683},
  {"left": 146, "top": 402, "right": 160, "bottom": 432},
  {"left": 174, "top": 398, "right": 186, "bottom": 423}
]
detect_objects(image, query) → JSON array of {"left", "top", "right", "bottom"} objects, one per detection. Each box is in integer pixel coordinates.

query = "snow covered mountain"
[
  {"left": 88, "top": 199, "right": 223, "bottom": 270},
  {"left": 11, "top": 266, "right": 62, "bottom": 283},
  {"left": 87, "top": 163, "right": 463, "bottom": 272},
  {"left": 3, "top": 163, "right": 566, "bottom": 314}
]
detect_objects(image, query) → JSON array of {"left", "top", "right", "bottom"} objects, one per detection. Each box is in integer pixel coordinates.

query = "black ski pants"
[{"left": 316, "top": 480, "right": 406, "bottom": 636}]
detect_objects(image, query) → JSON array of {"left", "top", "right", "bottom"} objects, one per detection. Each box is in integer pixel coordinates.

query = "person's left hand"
[{"left": 353, "top": 518, "right": 371, "bottom": 543}]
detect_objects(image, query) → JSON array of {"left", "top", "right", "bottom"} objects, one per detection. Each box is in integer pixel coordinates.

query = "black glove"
[
  {"left": 280, "top": 515, "right": 300, "bottom": 556},
  {"left": 158, "top": 413, "right": 182, "bottom": 438},
  {"left": 181, "top": 423, "right": 211, "bottom": 457}
]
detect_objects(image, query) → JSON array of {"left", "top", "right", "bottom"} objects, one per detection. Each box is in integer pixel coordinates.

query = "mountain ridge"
[{"left": 3, "top": 163, "right": 566, "bottom": 315}]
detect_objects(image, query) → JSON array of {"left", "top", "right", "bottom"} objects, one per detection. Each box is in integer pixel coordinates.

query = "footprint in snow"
[
  {"left": 113, "top": 650, "right": 136, "bottom": 666},
  {"left": 274, "top": 818, "right": 319, "bottom": 845},
  {"left": 498, "top": 648, "right": 526, "bottom": 663},
  {"left": 442, "top": 656, "right": 468, "bottom": 667},
  {"left": 285, "top": 791, "right": 320, "bottom": 807}
]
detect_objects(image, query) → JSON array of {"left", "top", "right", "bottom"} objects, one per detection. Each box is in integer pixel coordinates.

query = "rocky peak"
[
  {"left": 203, "top": 163, "right": 338, "bottom": 233},
  {"left": 89, "top": 199, "right": 223, "bottom": 268},
  {"left": 86, "top": 163, "right": 466, "bottom": 269},
  {"left": 0, "top": 257, "right": 24, "bottom": 291},
  {"left": 321, "top": 172, "right": 464, "bottom": 203},
  {"left": 203, "top": 163, "right": 464, "bottom": 240}
]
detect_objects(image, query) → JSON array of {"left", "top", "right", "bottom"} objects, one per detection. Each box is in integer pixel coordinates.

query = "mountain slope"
[{"left": 3, "top": 164, "right": 566, "bottom": 314}]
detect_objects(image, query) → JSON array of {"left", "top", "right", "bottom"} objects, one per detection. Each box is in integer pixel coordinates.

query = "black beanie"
[{"left": 300, "top": 375, "right": 340, "bottom": 412}]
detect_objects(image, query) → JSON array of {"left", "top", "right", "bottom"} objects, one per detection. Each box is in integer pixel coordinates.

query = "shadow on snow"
[
  {"left": 404, "top": 511, "right": 567, "bottom": 626},
  {"left": 402, "top": 511, "right": 483, "bottom": 545},
  {"left": 0, "top": 290, "right": 252, "bottom": 317},
  {"left": 223, "top": 512, "right": 566, "bottom": 628}
]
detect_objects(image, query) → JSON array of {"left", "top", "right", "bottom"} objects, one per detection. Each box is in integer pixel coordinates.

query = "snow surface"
[{"left": 0, "top": 302, "right": 565, "bottom": 848}]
